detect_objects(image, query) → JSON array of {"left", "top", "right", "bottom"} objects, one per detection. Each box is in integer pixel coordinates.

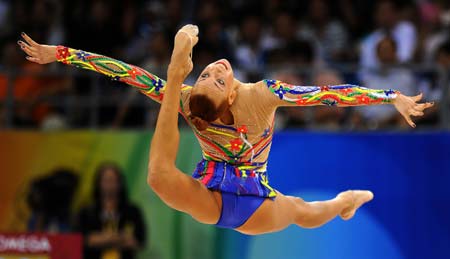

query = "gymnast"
[{"left": 18, "top": 25, "right": 433, "bottom": 235}]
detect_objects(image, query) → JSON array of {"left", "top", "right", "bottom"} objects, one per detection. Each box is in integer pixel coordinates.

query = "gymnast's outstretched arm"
[
  {"left": 17, "top": 33, "right": 191, "bottom": 103},
  {"left": 259, "top": 79, "right": 434, "bottom": 127}
]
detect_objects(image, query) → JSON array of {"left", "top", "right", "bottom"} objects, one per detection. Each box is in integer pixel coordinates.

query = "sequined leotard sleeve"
[
  {"left": 262, "top": 79, "right": 400, "bottom": 107},
  {"left": 55, "top": 46, "right": 192, "bottom": 104}
]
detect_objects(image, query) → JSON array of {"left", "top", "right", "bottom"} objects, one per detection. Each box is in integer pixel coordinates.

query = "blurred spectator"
[
  {"left": 264, "top": 11, "right": 317, "bottom": 71},
  {"left": 436, "top": 40, "right": 450, "bottom": 68},
  {"left": 0, "top": 41, "right": 70, "bottom": 129},
  {"left": 334, "top": 0, "right": 376, "bottom": 41},
  {"left": 298, "top": 0, "right": 350, "bottom": 63},
  {"left": 417, "top": 40, "right": 450, "bottom": 125},
  {"left": 76, "top": 162, "right": 147, "bottom": 259},
  {"left": 269, "top": 11, "right": 300, "bottom": 49},
  {"left": 165, "top": 0, "right": 185, "bottom": 36},
  {"left": 422, "top": 40, "right": 450, "bottom": 101},
  {"left": 266, "top": 38, "right": 316, "bottom": 84},
  {"left": 65, "top": 0, "right": 125, "bottom": 57},
  {"left": 358, "top": 36, "right": 417, "bottom": 129},
  {"left": 435, "top": 40, "right": 450, "bottom": 126},
  {"left": 200, "top": 19, "right": 235, "bottom": 62},
  {"left": 195, "top": 0, "right": 224, "bottom": 26},
  {"left": 419, "top": 0, "right": 450, "bottom": 65},
  {"left": 141, "top": 31, "right": 171, "bottom": 74},
  {"left": 360, "top": 0, "right": 417, "bottom": 69},
  {"left": 0, "top": 0, "right": 10, "bottom": 39},
  {"left": 27, "top": 168, "right": 79, "bottom": 233},
  {"left": 31, "top": 0, "right": 64, "bottom": 45},
  {"left": 234, "top": 15, "right": 266, "bottom": 74},
  {"left": 194, "top": 0, "right": 234, "bottom": 63}
]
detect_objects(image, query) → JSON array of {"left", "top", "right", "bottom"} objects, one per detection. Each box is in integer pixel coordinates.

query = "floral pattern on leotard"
[
  {"left": 264, "top": 79, "right": 399, "bottom": 106},
  {"left": 55, "top": 45, "right": 191, "bottom": 103}
]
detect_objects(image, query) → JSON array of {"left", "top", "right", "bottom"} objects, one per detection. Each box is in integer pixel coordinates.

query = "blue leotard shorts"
[{"left": 192, "top": 159, "right": 276, "bottom": 229}]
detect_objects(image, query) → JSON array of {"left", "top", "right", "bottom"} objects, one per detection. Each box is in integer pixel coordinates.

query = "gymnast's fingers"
[
  {"left": 26, "top": 56, "right": 41, "bottom": 63},
  {"left": 410, "top": 109, "right": 424, "bottom": 117},
  {"left": 18, "top": 42, "right": 36, "bottom": 57},
  {"left": 21, "top": 32, "right": 39, "bottom": 47},
  {"left": 22, "top": 46, "right": 35, "bottom": 57},
  {"left": 412, "top": 93, "right": 423, "bottom": 102},
  {"left": 402, "top": 113, "right": 416, "bottom": 128},
  {"left": 422, "top": 102, "right": 434, "bottom": 109},
  {"left": 17, "top": 40, "right": 31, "bottom": 49},
  {"left": 414, "top": 102, "right": 434, "bottom": 112}
]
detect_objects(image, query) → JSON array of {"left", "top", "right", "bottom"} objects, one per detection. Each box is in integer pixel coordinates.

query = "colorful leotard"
[{"left": 56, "top": 46, "right": 400, "bottom": 199}]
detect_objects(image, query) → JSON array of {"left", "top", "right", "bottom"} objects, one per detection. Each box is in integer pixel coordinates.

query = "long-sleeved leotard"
[
  {"left": 55, "top": 46, "right": 401, "bottom": 198},
  {"left": 263, "top": 79, "right": 400, "bottom": 107},
  {"left": 55, "top": 46, "right": 192, "bottom": 104},
  {"left": 55, "top": 45, "right": 399, "bottom": 109}
]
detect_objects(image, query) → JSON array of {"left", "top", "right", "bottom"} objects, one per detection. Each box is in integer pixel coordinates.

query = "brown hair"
[{"left": 189, "top": 94, "right": 228, "bottom": 131}]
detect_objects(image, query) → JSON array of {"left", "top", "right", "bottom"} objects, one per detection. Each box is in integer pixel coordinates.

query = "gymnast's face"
[{"left": 192, "top": 59, "right": 236, "bottom": 107}]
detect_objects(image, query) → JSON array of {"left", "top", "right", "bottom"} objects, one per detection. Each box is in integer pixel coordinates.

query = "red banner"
[{"left": 0, "top": 233, "right": 82, "bottom": 259}]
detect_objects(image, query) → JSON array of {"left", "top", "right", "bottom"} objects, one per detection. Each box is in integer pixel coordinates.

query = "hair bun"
[{"left": 189, "top": 115, "right": 209, "bottom": 131}]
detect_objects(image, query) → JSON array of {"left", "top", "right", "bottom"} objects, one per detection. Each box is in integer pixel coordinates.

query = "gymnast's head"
[{"left": 189, "top": 58, "right": 237, "bottom": 131}]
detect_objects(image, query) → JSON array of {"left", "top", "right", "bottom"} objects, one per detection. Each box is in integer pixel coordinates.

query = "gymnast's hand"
[
  {"left": 168, "top": 24, "right": 199, "bottom": 80},
  {"left": 17, "top": 33, "right": 57, "bottom": 64},
  {"left": 393, "top": 93, "right": 434, "bottom": 128}
]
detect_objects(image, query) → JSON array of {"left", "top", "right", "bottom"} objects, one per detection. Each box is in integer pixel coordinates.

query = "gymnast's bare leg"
[
  {"left": 146, "top": 25, "right": 373, "bottom": 235},
  {"left": 237, "top": 190, "right": 373, "bottom": 235},
  {"left": 19, "top": 25, "right": 384, "bottom": 235},
  {"left": 146, "top": 26, "right": 222, "bottom": 225},
  {"left": 18, "top": 25, "right": 434, "bottom": 234}
]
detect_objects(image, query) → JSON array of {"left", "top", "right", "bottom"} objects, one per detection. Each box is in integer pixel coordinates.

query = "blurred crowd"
[
  {"left": 0, "top": 0, "right": 450, "bottom": 130},
  {"left": 26, "top": 163, "right": 147, "bottom": 259}
]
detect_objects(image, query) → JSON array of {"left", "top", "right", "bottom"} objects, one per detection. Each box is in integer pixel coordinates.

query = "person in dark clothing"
[
  {"left": 27, "top": 168, "right": 79, "bottom": 233},
  {"left": 76, "top": 162, "right": 147, "bottom": 259}
]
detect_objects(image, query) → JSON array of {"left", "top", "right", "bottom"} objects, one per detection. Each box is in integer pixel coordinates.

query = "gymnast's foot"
[{"left": 337, "top": 190, "right": 374, "bottom": 221}]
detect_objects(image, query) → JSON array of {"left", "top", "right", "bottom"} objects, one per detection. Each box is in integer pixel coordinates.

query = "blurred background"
[{"left": 0, "top": 0, "right": 449, "bottom": 259}]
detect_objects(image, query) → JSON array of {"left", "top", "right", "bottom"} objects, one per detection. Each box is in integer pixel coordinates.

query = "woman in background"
[{"left": 76, "top": 162, "right": 146, "bottom": 259}]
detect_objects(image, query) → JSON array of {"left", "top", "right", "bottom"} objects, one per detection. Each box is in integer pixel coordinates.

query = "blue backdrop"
[{"left": 219, "top": 132, "right": 450, "bottom": 259}]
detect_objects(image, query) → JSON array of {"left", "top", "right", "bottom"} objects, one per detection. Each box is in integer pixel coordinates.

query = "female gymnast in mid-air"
[{"left": 18, "top": 25, "right": 433, "bottom": 235}]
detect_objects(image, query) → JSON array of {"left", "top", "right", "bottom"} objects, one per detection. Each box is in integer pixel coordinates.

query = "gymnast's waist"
[
  {"left": 200, "top": 157, "right": 268, "bottom": 171},
  {"left": 192, "top": 159, "right": 276, "bottom": 198}
]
